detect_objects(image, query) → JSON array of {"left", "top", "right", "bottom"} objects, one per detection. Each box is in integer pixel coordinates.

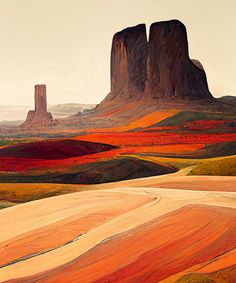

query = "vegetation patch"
[
  {"left": 0, "top": 139, "right": 22, "bottom": 147},
  {"left": 0, "top": 183, "right": 88, "bottom": 203},
  {"left": 188, "top": 141, "right": 236, "bottom": 159},
  {"left": 0, "top": 157, "right": 177, "bottom": 184},
  {"left": 175, "top": 273, "right": 215, "bottom": 283},
  {"left": 154, "top": 111, "right": 236, "bottom": 127},
  {"left": 0, "top": 201, "right": 16, "bottom": 209},
  {"left": 189, "top": 155, "right": 236, "bottom": 176},
  {"left": 0, "top": 139, "right": 116, "bottom": 159}
]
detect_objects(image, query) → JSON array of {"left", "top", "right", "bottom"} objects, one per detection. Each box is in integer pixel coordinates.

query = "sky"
[{"left": 0, "top": 0, "right": 235, "bottom": 106}]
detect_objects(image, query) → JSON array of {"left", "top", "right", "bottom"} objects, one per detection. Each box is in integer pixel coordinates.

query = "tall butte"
[
  {"left": 146, "top": 20, "right": 213, "bottom": 102},
  {"left": 21, "top": 85, "right": 53, "bottom": 127},
  {"left": 98, "top": 24, "right": 148, "bottom": 110},
  {"left": 97, "top": 19, "right": 215, "bottom": 113}
]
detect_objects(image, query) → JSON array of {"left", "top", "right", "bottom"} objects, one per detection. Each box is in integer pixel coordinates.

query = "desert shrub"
[{"left": 175, "top": 273, "right": 215, "bottom": 283}]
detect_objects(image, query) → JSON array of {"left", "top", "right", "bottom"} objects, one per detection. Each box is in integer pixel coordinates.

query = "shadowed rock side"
[
  {"left": 21, "top": 85, "right": 53, "bottom": 127},
  {"left": 191, "top": 59, "right": 205, "bottom": 70},
  {"left": 98, "top": 24, "right": 148, "bottom": 108},
  {"left": 146, "top": 20, "right": 213, "bottom": 102}
]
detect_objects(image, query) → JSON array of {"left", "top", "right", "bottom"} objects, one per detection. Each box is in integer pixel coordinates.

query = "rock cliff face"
[
  {"left": 21, "top": 85, "right": 53, "bottom": 127},
  {"left": 34, "top": 85, "right": 47, "bottom": 113},
  {"left": 146, "top": 20, "right": 212, "bottom": 101},
  {"left": 98, "top": 20, "right": 214, "bottom": 112},
  {"left": 99, "top": 24, "right": 148, "bottom": 107}
]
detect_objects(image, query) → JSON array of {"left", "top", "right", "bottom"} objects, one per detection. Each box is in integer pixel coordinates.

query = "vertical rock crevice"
[{"left": 99, "top": 24, "right": 148, "bottom": 106}]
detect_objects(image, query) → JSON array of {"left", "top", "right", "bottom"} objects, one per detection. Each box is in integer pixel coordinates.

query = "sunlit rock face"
[
  {"left": 34, "top": 85, "right": 47, "bottom": 114},
  {"left": 99, "top": 24, "right": 148, "bottom": 107}
]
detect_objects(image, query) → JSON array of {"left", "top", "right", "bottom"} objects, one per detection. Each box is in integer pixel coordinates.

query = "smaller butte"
[{"left": 21, "top": 85, "right": 53, "bottom": 127}]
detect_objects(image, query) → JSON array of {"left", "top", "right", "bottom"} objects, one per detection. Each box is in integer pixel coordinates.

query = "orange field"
[
  {"left": 75, "top": 132, "right": 236, "bottom": 146},
  {"left": 84, "top": 110, "right": 179, "bottom": 132}
]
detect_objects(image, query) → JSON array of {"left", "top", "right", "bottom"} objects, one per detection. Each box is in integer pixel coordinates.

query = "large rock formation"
[
  {"left": 97, "top": 20, "right": 214, "bottom": 112},
  {"left": 99, "top": 24, "right": 148, "bottom": 107},
  {"left": 146, "top": 20, "right": 213, "bottom": 102},
  {"left": 21, "top": 85, "right": 53, "bottom": 127}
]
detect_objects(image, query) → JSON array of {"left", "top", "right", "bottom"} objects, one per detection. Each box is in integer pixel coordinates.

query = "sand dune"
[{"left": 0, "top": 175, "right": 236, "bottom": 282}]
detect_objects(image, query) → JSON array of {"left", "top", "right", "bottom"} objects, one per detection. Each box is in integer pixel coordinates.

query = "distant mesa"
[
  {"left": 98, "top": 20, "right": 215, "bottom": 112},
  {"left": 21, "top": 85, "right": 53, "bottom": 127}
]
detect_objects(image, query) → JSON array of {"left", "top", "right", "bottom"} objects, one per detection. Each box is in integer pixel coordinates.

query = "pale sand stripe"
[{"left": 0, "top": 183, "right": 236, "bottom": 281}]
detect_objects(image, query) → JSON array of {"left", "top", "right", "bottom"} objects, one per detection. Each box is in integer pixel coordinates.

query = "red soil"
[
  {"left": 184, "top": 119, "right": 236, "bottom": 131},
  {"left": 142, "top": 126, "right": 179, "bottom": 131}
]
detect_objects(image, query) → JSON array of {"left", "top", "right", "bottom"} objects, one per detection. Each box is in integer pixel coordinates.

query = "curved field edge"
[
  {"left": 134, "top": 154, "right": 236, "bottom": 176},
  {"left": 0, "top": 157, "right": 177, "bottom": 184},
  {"left": 0, "top": 168, "right": 236, "bottom": 207}
]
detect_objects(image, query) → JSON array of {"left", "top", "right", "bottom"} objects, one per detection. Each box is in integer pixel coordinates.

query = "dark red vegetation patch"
[{"left": 0, "top": 139, "right": 116, "bottom": 160}]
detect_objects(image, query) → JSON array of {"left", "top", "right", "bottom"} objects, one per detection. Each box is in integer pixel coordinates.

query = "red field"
[
  {"left": 0, "top": 132, "right": 235, "bottom": 173},
  {"left": 184, "top": 119, "right": 236, "bottom": 131}
]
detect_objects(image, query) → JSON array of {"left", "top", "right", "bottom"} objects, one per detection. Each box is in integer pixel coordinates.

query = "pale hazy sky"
[{"left": 0, "top": 0, "right": 235, "bottom": 106}]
